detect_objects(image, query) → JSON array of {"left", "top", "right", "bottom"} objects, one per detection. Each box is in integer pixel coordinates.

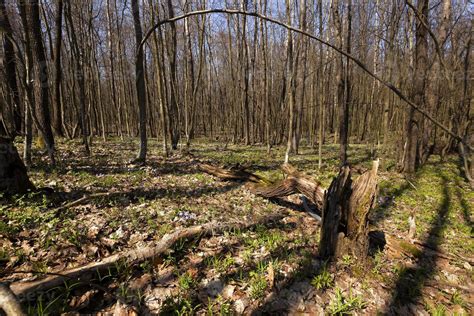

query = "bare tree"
[
  {"left": 132, "top": 0, "right": 147, "bottom": 162},
  {"left": 403, "top": 0, "right": 429, "bottom": 173},
  {"left": 28, "top": 0, "right": 56, "bottom": 164},
  {"left": 0, "top": 0, "right": 22, "bottom": 136},
  {"left": 52, "top": 0, "right": 64, "bottom": 137}
]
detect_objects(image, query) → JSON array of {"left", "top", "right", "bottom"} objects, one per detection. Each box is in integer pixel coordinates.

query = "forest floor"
[{"left": 1, "top": 138, "right": 473, "bottom": 315}]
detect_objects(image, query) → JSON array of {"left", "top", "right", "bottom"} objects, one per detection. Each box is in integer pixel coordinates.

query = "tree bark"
[
  {"left": 403, "top": 0, "right": 429, "bottom": 173},
  {"left": 0, "top": 137, "right": 35, "bottom": 194},
  {"left": 319, "top": 160, "right": 378, "bottom": 260},
  {"left": 52, "top": 0, "right": 64, "bottom": 137},
  {"left": 132, "top": 0, "right": 147, "bottom": 162},
  {"left": 0, "top": 0, "right": 22, "bottom": 137},
  {"left": 338, "top": 0, "right": 351, "bottom": 165},
  {"left": 284, "top": 0, "right": 295, "bottom": 164},
  {"left": 64, "top": 1, "right": 89, "bottom": 156},
  {"left": 165, "top": 0, "right": 180, "bottom": 150},
  {"left": 28, "top": 0, "right": 56, "bottom": 164}
]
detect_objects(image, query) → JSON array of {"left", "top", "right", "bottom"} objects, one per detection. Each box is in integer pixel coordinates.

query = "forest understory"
[{"left": 0, "top": 138, "right": 472, "bottom": 315}]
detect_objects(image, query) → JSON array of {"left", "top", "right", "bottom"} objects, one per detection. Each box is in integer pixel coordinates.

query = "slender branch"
[{"left": 139, "top": 8, "right": 470, "bottom": 150}]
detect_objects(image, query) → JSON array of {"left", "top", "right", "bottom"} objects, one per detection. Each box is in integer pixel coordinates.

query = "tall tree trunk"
[
  {"left": 65, "top": 1, "right": 89, "bottom": 155},
  {"left": 148, "top": 0, "right": 168, "bottom": 157},
  {"left": 318, "top": 0, "right": 327, "bottom": 169},
  {"left": 166, "top": 0, "right": 180, "bottom": 150},
  {"left": 105, "top": 0, "right": 122, "bottom": 139},
  {"left": 403, "top": 0, "right": 429, "bottom": 173},
  {"left": 338, "top": 0, "right": 351, "bottom": 165},
  {"left": 284, "top": 0, "right": 295, "bottom": 164},
  {"left": 132, "top": 0, "right": 147, "bottom": 162},
  {"left": 0, "top": 0, "right": 22, "bottom": 137},
  {"left": 52, "top": 0, "right": 64, "bottom": 137},
  {"left": 241, "top": 0, "right": 251, "bottom": 145},
  {"left": 18, "top": 1, "right": 36, "bottom": 166},
  {"left": 28, "top": 0, "right": 56, "bottom": 164}
]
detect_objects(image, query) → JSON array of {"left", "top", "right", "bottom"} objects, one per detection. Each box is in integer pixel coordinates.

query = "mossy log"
[
  {"left": 0, "top": 137, "right": 35, "bottom": 194},
  {"left": 319, "top": 160, "right": 379, "bottom": 260}
]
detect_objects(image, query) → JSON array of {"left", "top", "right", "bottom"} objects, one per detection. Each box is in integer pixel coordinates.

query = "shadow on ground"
[{"left": 384, "top": 172, "right": 451, "bottom": 313}]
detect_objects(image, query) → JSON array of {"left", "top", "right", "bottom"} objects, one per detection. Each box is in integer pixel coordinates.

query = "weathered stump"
[
  {"left": 319, "top": 160, "right": 379, "bottom": 260},
  {"left": 0, "top": 137, "right": 35, "bottom": 194}
]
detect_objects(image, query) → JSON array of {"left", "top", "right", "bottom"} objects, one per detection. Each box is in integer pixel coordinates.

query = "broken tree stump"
[
  {"left": 0, "top": 137, "right": 35, "bottom": 194},
  {"left": 319, "top": 165, "right": 352, "bottom": 259},
  {"left": 319, "top": 160, "right": 379, "bottom": 260}
]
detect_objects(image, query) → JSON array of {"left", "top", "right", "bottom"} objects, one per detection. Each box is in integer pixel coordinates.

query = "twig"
[{"left": 49, "top": 192, "right": 118, "bottom": 215}]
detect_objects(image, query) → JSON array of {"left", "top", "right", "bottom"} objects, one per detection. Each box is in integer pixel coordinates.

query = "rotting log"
[
  {"left": 9, "top": 213, "right": 285, "bottom": 302},
  {"left": 200, "top": 163, "right": 325, "bottom": 209},
  {"left": 319, "top": 160, "right": 379, "bottom": 260},
  {"left": 0, "top": 137, "right": 35, "bottom": 194}
]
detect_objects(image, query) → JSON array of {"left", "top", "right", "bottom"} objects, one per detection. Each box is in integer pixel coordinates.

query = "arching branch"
[{"left": 139, "top": 9, "right": 470, "bottom": 151}]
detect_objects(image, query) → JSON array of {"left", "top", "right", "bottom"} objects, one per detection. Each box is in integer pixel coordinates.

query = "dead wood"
[
  {"left": 0, "top": 283, "right": 25, "bottom": 316},
  {"left": 319, "top": 160, "right": 379, "bottom": 260},
  {"left": 319, "top": 166, "right": 352, "bottom": 259},
  {"left": 200, "top": 162, "right": 325, "bottom": 208},
  {"left": 0, "top": 137, "right": 35, "bottom": 194},
  {"left": 10, "top": 213, "right": 285, "bottom": 302},
  {"left": 198, "top": 163, "right": 269, "bottom": 184},
  {"left": 50, "top": 192, "right": 118, "bottom": 216}
]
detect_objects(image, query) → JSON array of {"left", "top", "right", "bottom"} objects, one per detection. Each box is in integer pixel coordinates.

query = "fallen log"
[
  {"left": 0, "top": 284, "right": 25, "bottom": 316},
  {"left": 198, "top": 163, "right": 269, "bottom": 184},
  {"left": 199, "top": 163, "right": 325, "bottom": 209},
  {"left": 9, "top": 213, "right": 285, "bottom": 302}
]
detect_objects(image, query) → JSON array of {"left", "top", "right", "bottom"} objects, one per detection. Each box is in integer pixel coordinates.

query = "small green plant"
[
  {"left": 178, "top": 272, "right": 196, "bottom": 291},
  {"left": 372, "top": 250, "right": 384, "bottom": 275},
  {"left": 206, "top": 296, "right": 233, "bottom": 316},
  {"left": 248, "top": 271, "right": 268, "bottom": 300},
  {"left": 255, "top": 260, "right": 268, "bottom": 274},
  {"left": 137, "top": 196, "right": 147, "bottom": 204},
  {"left": 451, "top": 290, "right": 465, "bottom": 307},
  {"left": 161, "top": 294, "right": 200, "bottom": 316},
  {"left": 328, "top": 287, "right": 367, "bottom": 315},
  {"left": 31, "top": 261, "right": 48, "bottom": 274},
  {"left": 341, "top": 255, "right": 353, "bottom": 266},
  {"left": 259, "top": 230, "right": 284, "bottom": 251},
  {"left": 311, "top": 264, "right": 333, "bottom": 290},
  {"left": 429, "top": 304, "right": 446, "bottom": 316},
  {"left": 206, "top": 254, "right": 235, "bottom": 273}
]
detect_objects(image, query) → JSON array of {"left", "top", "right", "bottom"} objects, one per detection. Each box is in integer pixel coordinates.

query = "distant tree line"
[{"left": 0, "top": 0, "right": 471, "bottom": 177}]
